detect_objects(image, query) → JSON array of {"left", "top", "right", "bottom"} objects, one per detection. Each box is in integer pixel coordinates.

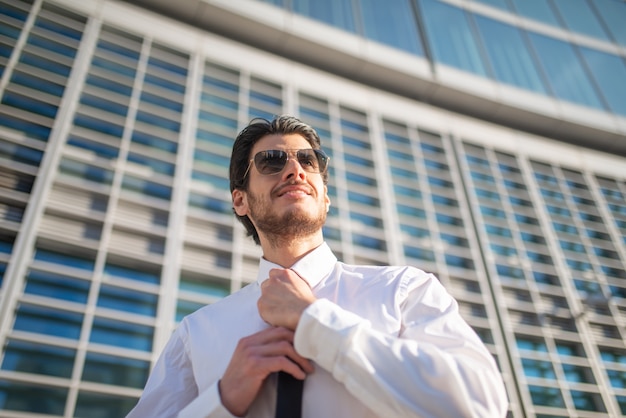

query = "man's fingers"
[{"left": 244, "top": 329, "right": 314, "bottom": 375}]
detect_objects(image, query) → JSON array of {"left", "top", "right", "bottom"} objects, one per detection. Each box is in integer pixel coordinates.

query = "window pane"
[
  {"left": 74, "top": 391, "right": 137, "bottom": 418},
  {"left": 2, "top": 91, "right": 58, "bottom": 118},
  {"left": 13, "top": 305, "right": 83, "bottom": 340},
  {"left": 176, "top": 300, "right": 204, "bottom": 321},
  {"left": 122, "top": 175, "right": 172, "bottom": 200},
  {"left": 90, "top": 317, "right": 153, "bottom": 351},
  {"left": 359, "top": 0, "right": 423, "bottom": 54},
  {"left": 97, "top": 284, "right": 158, "bottom": 316},
  {"left": 0, "top": 380, "right": 67, "bottom": 415},
  {"left": 293, "top": 0, "right": 356, "bottom": 33},
  {"left": 571, "top": 390, "right": 605, "bottom": 412},
  {"left": 529, "top": 385, "right": 565, "bottom": 407},
  {"left": 579, "top": 47, "right": 626, "bottom": 116},
  {"left": 1, "top": 340, "right": 75, "bottom": 378},
  {"left": 103, "top": 262, "right": 161, "bottom": 284},
  {"left": 82, "top": 352, "right": 149, "bottom": 388},
  {"left": 419, "top": 0, "right": 487, "bottom": 76},
  {"left": 34, "top": 248, "right": 95, "bottom": 271},
  {"left": 510, "top": 0, "right": 561, "bottom": 26},
  {"left": 593, "top": 0, "right": 626, "bottom": 44},
  {"left": 516, "top": 335, "right": 548, "bottom": 352},
  {"left": 24, "top": 270, "right": 90, "bottom": 303},
  {"left": 551, "top": 0, "right": 610, "bottom": 41},
  {"left": 563, "top": 364, "right": 594, "bottom": 384},
  {"left": 528, "top": 32, "right": 604, "bottom": 110},
  {"left": 473, "top": 15, "right": 547, "bottom": 93}
]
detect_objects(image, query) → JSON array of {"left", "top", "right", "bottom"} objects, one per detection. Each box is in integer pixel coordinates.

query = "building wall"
[{"left": 0, "top": 0, "right": 625, "bottom": 417}]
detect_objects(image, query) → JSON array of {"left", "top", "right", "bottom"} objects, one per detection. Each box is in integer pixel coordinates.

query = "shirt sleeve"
[
  {"left": 293, "top": 272, "right": 508, "bottom": 418},
  {"left": 125, "top": 321, "right": 235, "bottom": 418}
]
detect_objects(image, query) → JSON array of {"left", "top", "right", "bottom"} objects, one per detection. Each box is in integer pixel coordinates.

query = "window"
[
  {"left": 359, "top": 0, "right": 423, "bottom": 54},
  {"left": 485, "top": 224, "right": 512, "bottom": 238},
  {"left": 97, "top": 284, "right": 158, "bottom": 316},
  {"left": 473, "top": 15, "right": 547, "bottom": 93},
  {"left": 353, "top": 233, "right": 386, "bottom": 251},
  {"left": 579, "top": 47, "right": 626, "bottom": 116},
  {"left": 0, "top": 142, "right": 43, "bottom": 166},
  {"left": 522, "top": 358, "right": 556, "bottom": 379},
  {"left": 74, "top": 391, "right": 137, "bottom": 418},
  {"left": 74, "top": 113, "right": 124, "bottom": 137},
  {"left": 1, "top": 340, "right": 75, "bottom": 378},
  {"left": 90, "top": 317, "right": 153, "bottom": 351},
  {"left": 528, "top": 32, "right": 604, "bottom": 111},
  {"left": 510, "top": 0, "right": 560, "bottom": 26},
  {"left": 607, "top": 369, "right": 626, "bottom": 389},
  {"left": 104, "top": 262, "right": 160, "bottom": 284},
  {"left": 593, "top": 0, "right": 626, "bottom": 44},
  {"left": 516, "top": 335, "right": 548, "bottom": 352},
  {"left": 0, "top": 380, "right": 67, "bottom": 415},
  {"left": 293, "top": 0, "right": 356, "bottom": 32},
  {"left": 551, "top": 0, "right": 610, "bottom": 41},
  {"left": 179, "top": 275, "right": 230, "bottom": 297},
  {"left": 188, "top": 193, "right": 232, "bottom": 215},
  {"left": 82, "top": 352, "right": 150, "bottom": 388},
  {"left": 13, "top": 304, "right": 83, "bottom": 340},
  {"left": 34, "top": 248, "right": 95, "bottom": 271},
  {"left": 0, "top": 112, "right": 51, "bottom": 141},
  {"left": 570, "top": 390, "right": 605, "bottom": 412},
  {"left": 144, "top": 73, "right": 185, "bottom": 94},
  {"left": 562, "top": 364, "right": 594, "bottom": 384},
  {"left": 121, "top": 175, "right": 172, "bottom": 200},
  {"left": 419, "top": 0, "right": 487, "bottom": 76},
  {"left": 528, "top": 385, "right": 565, "bottom": 407},
  {"left": 128, "top": 153, "right": 175, "bottom": 176},
  {"left": 67, "top": 136, "right": 119, "bottom": 159},
  {"left": 445, "top": 254, "right": 474, "bottom": 269},
  {"left": 404, "top": 245, "right": 435, "bottom": 261},
  {"left": 555, "top": 340, "right": 585, "bottom": 357},
  {"left": 24, "top": 270, "right": 90, "bottom": 303},
  {"left": 80, "top": 92, "right": 129, "bottom": 117},
  {"left": 176, "top": 300, "right": 205, "bottom": 321},
  {"left": 2, "top": 90, "right": 58, "bottom": 118}
]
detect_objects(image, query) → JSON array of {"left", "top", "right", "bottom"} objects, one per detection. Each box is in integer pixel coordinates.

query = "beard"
[{"left": 247, "top": 187, "right": 327, "bottom": 248}]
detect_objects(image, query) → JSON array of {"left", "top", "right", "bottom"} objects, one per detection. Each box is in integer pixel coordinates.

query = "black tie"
[{"left": 275, "top": 371, "right": 304, "bottom": 418}]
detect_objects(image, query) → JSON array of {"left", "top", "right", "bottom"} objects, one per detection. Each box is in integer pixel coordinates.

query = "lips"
[{"left": 275, "top": 183, "right": 312, "bottom": 197}]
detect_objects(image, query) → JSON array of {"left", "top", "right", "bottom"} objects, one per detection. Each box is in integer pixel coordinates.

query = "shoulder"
[
  {"left": 338, "top": 262, "right": 449, "bottom": 305},
  {"left": 181, "top": 282, "right": 259, "bottom": 330},
  {"left": 338, "top": 262, "right": 434, "bottom": 286}
]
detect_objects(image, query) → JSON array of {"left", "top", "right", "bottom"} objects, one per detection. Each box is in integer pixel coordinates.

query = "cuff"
[
  {"left": 177, "top": 381, "right": 236, "bottom": 418},
  {"left": 294, "top": 298, "right": 364, "bottom": 372}
]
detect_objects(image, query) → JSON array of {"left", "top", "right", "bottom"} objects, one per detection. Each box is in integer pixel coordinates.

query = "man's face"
[{"left": 232, "top": 133, "right": 330, "bottom": 245}]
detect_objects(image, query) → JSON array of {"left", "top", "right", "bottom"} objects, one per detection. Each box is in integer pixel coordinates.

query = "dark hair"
[{"left": 229, "top": 115, "right": 328, "bottom": 245}]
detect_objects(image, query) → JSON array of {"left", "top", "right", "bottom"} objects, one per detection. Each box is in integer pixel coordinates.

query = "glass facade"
[
  {"left": 0, "top": 0, "right": 624, "bottom": 417},
  {"left": 263, "top": 0, "right": 626, "bottom": 118}
]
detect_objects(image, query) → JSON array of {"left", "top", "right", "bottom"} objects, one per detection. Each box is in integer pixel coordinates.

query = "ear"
[
  {"left": 324, "top": 185, "right": 331, "bottom": 212},
  {"left": 232, "top": 189, "right": 248, "bottom": 217}
]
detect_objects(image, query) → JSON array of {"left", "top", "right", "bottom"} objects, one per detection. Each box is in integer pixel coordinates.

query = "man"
[{"left": 127, "top": 115, "right": 508, "bottom": 417}]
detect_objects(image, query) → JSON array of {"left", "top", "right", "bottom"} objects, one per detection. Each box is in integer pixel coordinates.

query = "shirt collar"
[{"left": 256, "top": 242, "right": 337, "bottom": 289}]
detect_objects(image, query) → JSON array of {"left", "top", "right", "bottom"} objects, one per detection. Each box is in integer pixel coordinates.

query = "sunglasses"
[{"left": 244, "top": 148, "right": 329, "bottom": 178}]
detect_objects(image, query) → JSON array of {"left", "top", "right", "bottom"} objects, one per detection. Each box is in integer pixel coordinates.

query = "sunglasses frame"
[{"left": 243, "top": 148, "right": 329, "bottom": 179}]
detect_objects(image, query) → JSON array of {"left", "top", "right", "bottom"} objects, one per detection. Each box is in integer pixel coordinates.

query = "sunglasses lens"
[
  {"left": 252, "top": 149, "right": 328, "bottom": 175},
  {"left": 297, "top": 149, "right": 321, "bottom": 172},
  {"left": 255, "top": 150, "right": 287, "bottom": 174}
]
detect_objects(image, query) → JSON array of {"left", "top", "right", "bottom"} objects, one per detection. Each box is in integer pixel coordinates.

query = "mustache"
[{"left": 273, "top": 180, "right": 313, "bottom": 196}]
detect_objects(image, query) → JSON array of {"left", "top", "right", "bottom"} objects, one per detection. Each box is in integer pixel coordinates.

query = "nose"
[{"left": 281, "top": 156, "right": 307, "bottom": 181}]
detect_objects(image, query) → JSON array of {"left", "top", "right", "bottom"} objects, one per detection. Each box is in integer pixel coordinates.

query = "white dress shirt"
[{"left": 126, "top": 242, "right": 508, "bottom": 418}]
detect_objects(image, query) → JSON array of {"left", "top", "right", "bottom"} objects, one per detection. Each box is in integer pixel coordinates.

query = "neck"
[{"left": 259, "top": 233, "right": 323, "bottom": 268}]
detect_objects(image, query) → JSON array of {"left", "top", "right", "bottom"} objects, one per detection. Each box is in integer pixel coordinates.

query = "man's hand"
[
  {"left": 219, "top": 327, "right": 314, "bottom": 416},
  {"left": 258, "top": 269, "right": 317, "bottom": 330}
]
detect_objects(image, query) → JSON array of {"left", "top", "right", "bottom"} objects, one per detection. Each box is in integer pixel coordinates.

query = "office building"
[{"left": 0, "top": 0, "right": 625, "bottom": 416}]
